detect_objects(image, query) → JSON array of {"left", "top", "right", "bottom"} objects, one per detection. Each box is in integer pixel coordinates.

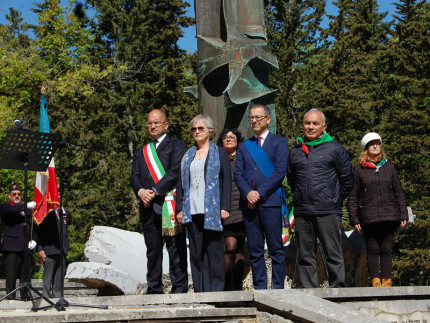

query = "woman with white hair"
[
  {"left": 176, "top": 114, "right": 231, "bottom": 292},
  {"left": 347, "top": 132, "right": 408, "bottom": 287}
]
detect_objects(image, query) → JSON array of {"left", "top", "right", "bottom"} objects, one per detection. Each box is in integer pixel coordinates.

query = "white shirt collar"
[
  {"left": 153, "top": 133, "right": 166, "bottom": 147},
  {"left": 255, "top": 130, "right": 269, "bottom": 143}
]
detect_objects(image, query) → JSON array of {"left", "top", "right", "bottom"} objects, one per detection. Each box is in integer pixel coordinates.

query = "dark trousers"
[
  {"left": 43, "top": 254, "right": 65, "bottom": 298},
  {"left": 187, "top": 214, "right": 224, "bottom": 292},
  {"left": 142, "top": 209, "right": 188, "bottom": 294},
  {"left": 243, "top": 206, "right": 285, "bottom": 289},
  {"left": 295, "top": 214, "right": 345, "bottom": 288},
  {"left": 362, "top": 221, "right": 397, "bottom": 280},
  {"left": 3, "top": 251, "right": 25, "bottom": 300}
]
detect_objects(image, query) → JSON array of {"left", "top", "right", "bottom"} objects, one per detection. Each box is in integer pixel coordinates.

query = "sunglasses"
[
  {"left": 191, "top": 126, "right": 207, "bottom": 133},
  {"left": 11, "top": 192, "right": 22, "bottom": 197}
]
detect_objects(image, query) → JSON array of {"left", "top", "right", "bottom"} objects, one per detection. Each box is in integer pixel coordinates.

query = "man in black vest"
[{"left": 130, "top": 109, "right": 188, "bottom": 294}]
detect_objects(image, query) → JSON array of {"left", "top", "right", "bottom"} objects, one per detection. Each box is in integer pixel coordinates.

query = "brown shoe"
[
  {"left": 381, "top": 278, "right": 392, "bottom": 287},
  {"left": 372, "top": 277, "right": 381, "bottom": 287}
]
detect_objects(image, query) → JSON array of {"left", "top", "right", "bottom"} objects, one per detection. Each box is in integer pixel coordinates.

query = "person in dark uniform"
[
  {"left": 37, "top": 207, "right": 69, "bottom": 298},
  {"left": 0, "top": 183, "right": 36, "bottom": 300}
]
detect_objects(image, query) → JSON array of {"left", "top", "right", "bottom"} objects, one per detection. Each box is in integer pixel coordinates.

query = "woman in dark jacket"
[
  {"left": 176, "top": 114, "right": 231, "bottom": 292},
  {"left": 217, "top": 128, "right": 245, "bottom": 291},
  {"left": 347, "top": 132, "right": 408, "bottom": 287}
]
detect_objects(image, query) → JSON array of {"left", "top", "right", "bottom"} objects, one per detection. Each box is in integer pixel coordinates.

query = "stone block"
[
  {"left": 66, "top": 262, "right": 143, "bottom": 295},
  {"left": 83, "top": 226, "right": 147, "bottom": 282}
]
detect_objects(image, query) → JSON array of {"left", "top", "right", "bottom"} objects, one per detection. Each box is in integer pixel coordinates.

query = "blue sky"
[{"left": 0, "top": 0, "right": 398, "bottom": 53}]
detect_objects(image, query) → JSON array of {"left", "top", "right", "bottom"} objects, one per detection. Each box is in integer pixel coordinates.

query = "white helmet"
[{"left": 361, "top": 132, "right": 382, "bottom": 151}]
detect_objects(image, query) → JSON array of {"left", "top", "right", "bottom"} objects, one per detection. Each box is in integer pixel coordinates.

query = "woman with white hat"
[{"left": 347, "top": 132, "right": 408, "bottom": 287}]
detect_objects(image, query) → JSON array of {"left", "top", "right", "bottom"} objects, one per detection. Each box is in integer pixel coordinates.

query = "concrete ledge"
[
  {"left": 300, "top": 286, "right": 430, "bottom": 301},
  {"left": 0, "top": 279, "right": 92, "bottom": 290},
  {"left": 0, "top": 279, "right": 98, "bottom": 298},
  {"left": 0, "top": 307, "right": 258, "bottom": 323},
  {"left": 0, "top": 291, "right": 254, "bottom": 310},
  {"left": 0, "top": 287, "right": 427, "bottom": 322},
  {"left": 343, "top": 300, "right": 430, "bottom": 322},
  {"left": 254, "top": 289, "right": 388, "bottom": 323}
]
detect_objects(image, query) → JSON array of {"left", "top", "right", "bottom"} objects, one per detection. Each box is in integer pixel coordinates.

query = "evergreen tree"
[
  {"left": 305, "top": 0, "right": 392, "bottom": 151},
  {"left": 265, "top": 0, "right": 326, "bottom": 141},
  {"left": 381, "top": 0, "right": 430, "bottom": 286},
  {"left": 49, "top": 0, "right": 199, "bottom": 245}
]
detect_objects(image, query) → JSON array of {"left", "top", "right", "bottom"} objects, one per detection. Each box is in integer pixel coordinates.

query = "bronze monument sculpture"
[{"left": 186, "top": 0, "right": 279, "bottom": 138}]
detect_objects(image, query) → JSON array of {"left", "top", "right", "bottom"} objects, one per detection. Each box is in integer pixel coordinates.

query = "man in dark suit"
[
  {"left": 37, "top": 207, "right": 69, "bottom": 298},
  {"left": 130, "top": 109, "right": 188, "bottom": 294},
  {"left": 234, "top": 104, "right": 289, "bottom": 289},
  {"left": 0, "top": 183, "right": 36, "bottom": 300}
]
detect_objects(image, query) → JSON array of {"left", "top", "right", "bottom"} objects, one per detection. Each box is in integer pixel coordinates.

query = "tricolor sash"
[
  {"left": 244, "top": 139, "right": 291, "bottom": 244},
  {"left": 143, "top": 142, "right": 180, "bottom": 236}
]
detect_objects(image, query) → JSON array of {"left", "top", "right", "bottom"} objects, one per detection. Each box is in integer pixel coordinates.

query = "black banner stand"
[
  {"left": 0, "top": 129, "right": 108, "bottom": 311},
  {"left": 0, "top": 129, "right": 62, "bottom": 308}
]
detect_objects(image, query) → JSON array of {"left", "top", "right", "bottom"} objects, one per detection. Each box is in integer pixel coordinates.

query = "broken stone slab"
[
  {"left": 66, "top": 226, "right": 150, "bottom": 295},
  {"left": 65, "top": 225, "right": 191, "bottom": 295},
  {"left": 83, "top": 226, "right": 147, "bottom": 282},
  {"left": 66, "top": 262, "right": 144, "bottom": 295},
  {"left": 254, "top": 289, "right": 388, "bottom": 323},
  {"left": 343, "top": 299, "right": 430, "bottom": 322}
]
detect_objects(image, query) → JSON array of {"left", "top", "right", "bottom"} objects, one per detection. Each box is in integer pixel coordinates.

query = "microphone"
[{"left": 14, "top": 119, "right": 23, "bottom": 130}]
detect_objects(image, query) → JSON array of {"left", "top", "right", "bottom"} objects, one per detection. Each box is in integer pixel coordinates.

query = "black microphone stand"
[
  {"left": 0, "top": 130, "right": 60, "bottom": 308},
  {"left": 0, "top": 129, "right": 107, "bottom": 311}
]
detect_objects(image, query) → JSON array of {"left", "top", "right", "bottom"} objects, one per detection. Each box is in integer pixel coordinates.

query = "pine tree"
[
  {"left": 265, "top": 0, "right": 326, "bottom": 141},
  {"left": 49, "top": 0, "right": 199, "bottom": 245},
  {"left": 304, "top": 0, "right": 392, "bottom": 152},
  {"left": 381, "top": 0, "right": 430, "bottom": 286}
]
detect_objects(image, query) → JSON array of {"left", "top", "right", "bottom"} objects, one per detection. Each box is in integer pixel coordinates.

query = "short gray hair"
[
  {"left": 303, "top": 108, "right": 326, "bottom": 125},
  {"left": 188, "top": 114, "right": 216, "bottom": 138},
  {"left": 250, "top": 104, "right": 271, "bottom": 116}
]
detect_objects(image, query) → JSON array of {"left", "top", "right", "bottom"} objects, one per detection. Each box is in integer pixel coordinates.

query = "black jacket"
[
  {"left": 36, "top": 208, "right": 69, "bottom": 256},
  {"left": 0, "top": 202, "right": 32, "bottom": 252},
  {"left": 347, "top": 161, "right": 408, "bottom": 225},
  {"left": 287, "top": 140, "right": 354, "bottom": 216},
  {"left": 223, "top": 158, "right": 243, "bottom": 226},
  {"left": 130, "top": 136, "right": 186, "bottom": 215}
]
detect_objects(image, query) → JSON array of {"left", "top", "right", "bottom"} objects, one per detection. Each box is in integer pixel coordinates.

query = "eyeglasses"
[
  {"left": 222, "top": 135, "right": 237, "bottom": 141},
  {"left": 191, "top": 126, "right": 207, "bottom": 133},
  {"left": 11, "top": 192, "right": 22, "bottom": 197},
  {"left": 147, "top": 121, "right": 166, "bottom": 127},
  {"left": 249, "top": 115, "right": 269, "bottom": 122}
]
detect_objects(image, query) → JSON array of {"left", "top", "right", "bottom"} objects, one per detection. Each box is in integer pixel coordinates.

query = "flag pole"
[{"left": 30, "top": 88, "right": 108, "bottom": 312}]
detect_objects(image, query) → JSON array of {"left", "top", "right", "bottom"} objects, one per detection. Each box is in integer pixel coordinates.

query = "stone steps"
[
  {"left": 0, "top": 279, "right": 98, "bottom": 298},
  {"left": 0, "top": 286, "right": 428, "bottom": 322}
]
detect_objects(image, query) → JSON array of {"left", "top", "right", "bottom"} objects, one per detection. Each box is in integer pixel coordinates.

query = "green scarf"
[
  {"left": 364, "top": 157, "right": 387, "bottom": 172},
  {"left": 297, "top": 132, "right": 334, "bottom": 155}
]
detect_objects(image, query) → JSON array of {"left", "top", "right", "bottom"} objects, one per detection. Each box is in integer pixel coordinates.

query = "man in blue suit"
[
  {"left": 130, "top": 109, "right": 188, "bottom": 294},
  {"left": 234, "top": 104, "right": 289, "bottom": 289}
]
